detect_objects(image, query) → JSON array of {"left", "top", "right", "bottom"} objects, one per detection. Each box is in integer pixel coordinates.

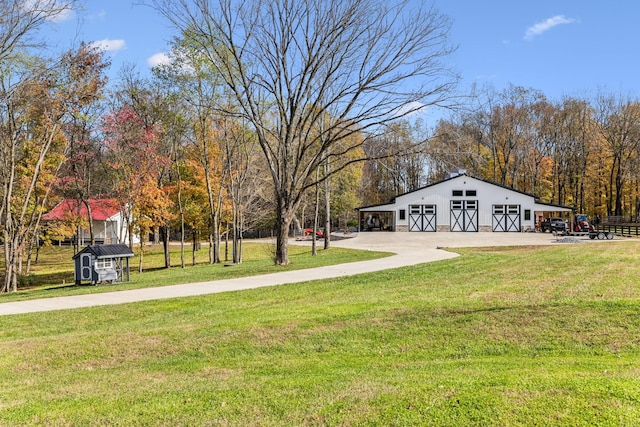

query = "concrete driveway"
[{"left": 0, "top": 231, "right": 615, "bottom": 316}]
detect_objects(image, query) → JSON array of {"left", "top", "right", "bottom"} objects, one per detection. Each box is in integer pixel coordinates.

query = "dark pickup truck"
[{"left": 541, "top": 217, "right": 567, "bottom": 233}]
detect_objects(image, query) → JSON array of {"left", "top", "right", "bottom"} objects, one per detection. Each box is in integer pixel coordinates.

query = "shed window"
[
  {"left": 399, "top": 209, "right": 406, "bottom": 220},
  {"left": 466, "top": 190, "right": 477, "bottom": 196},
  {"left": 96, "top": 259, "right": 113, "bottom": 269},
  {"left": 452, "top": 190, "right": 463, "bottom": 197}
]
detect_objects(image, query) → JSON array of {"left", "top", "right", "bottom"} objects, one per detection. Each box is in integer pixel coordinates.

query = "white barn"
[{"left": 358, "top": 171, "right": 572, "bottom": 232}]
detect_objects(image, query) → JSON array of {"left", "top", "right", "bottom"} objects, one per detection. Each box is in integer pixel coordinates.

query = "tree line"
[
  {"left": 428, "top": 85, "right": 640, "bottom": 221},
  {"left": 3, "top": 0, "right": 640, "bottom": 293},
  {"left": 0, "top": 0, "right": 457, "bottom": 291}
]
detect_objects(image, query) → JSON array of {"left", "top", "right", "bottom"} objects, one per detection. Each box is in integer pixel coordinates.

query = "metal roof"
[
  {"left": 43, "top": 199, "right": 121, "bottom": 221},
  {"left": 356, "top": 173, "right": 575, "bottom": 211},
  {"left": 72, "top": 244, "right": 134, "bottom": 260}
]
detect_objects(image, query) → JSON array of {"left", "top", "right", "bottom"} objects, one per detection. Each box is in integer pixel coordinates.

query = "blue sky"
[
  {"left": 436, "top": 1, "right": 638, "bottom": 99},
  {"left": 42, "top": 0, "right": 639, "bottom": 101}
]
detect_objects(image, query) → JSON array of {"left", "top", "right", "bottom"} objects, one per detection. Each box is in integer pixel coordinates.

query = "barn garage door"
[
  {"left": 409, "top": 204, "right": 436, "bottom": 232},
  {"left": 450, "top": 200, "right": 478, "bottom": 232},
  {"left": 492, "top": 205, "right": 520, "bottom": 232}
]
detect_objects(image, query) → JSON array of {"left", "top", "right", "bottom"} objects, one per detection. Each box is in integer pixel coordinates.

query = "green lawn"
[
  {"left": 2, "top": 241, "right": 390, "bottom": 302},
  {"left": 1, "top": 241, "right": 640, "bottom": 425}
]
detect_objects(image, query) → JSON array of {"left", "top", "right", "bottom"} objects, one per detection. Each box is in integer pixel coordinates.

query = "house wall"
[
  {"left": 390, "top": 175, "right": 538, "bottom": 232},
  {"left": 75, "top": 216, "right": 140, "bottom": 245}
]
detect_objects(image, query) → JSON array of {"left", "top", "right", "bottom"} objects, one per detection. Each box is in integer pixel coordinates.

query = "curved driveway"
[{"left": 0, "top": 232, "right": 601, "bottom": 316}]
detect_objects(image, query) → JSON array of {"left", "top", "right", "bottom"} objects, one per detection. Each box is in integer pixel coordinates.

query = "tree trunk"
[
  {"left": 208, "top": 230, "right": 214, "bottom": 264},
  {"left": 324, "top": 160, "right": 331, "bottom": 250},
  {"left": 161, "top": 225, "right": 170, "bottom": 268},
  {"left": 225, "top": 221, "right": 230, "bottom": 262},
  {"left": 192, "top": 231, "right": 197, "bottom": 266},
  {"left": 84, "top": 199, "right": 95, "bottom": 246},
  {"left": 179, "top": 215, "right": 185, "bottom": 269},
  {"left": 615, "top": 169, "right": 624, "bottom": 217},
  {"left": 138, "top": 240, "right": 144, "bottom": 273},
  {"left": 312, "top": 168, "right": 320, "bottom": 256},
  {"left": 274, "top": 203, "right": 292, "bottom": 265},
  {"left": 234, "top": 208, "right": 243, "bottom": 264}
]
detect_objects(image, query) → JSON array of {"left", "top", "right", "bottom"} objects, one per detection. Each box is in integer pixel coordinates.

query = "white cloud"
[
  {"left": 391, "top": 101, "right": 428, "bottom": 119},
  {"left": 525, "top": 15, "right": 575, "bottom": 40},
  {"left": 147, "top": 52, "right": 172, "bottom": 68},
  {"left": 89, "top": 39, "right": 127, "bottom": 53},
  {"left": 48, "top": 5, "right": 73, "bottom": 23},
  {"left": 21, "top": 0, "right": 74, "bottom": 23}
]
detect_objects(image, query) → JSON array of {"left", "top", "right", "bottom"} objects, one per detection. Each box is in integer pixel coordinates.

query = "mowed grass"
[
  {"left": 1, "top": 241, "right": 640, "bottom": 425},
  {"left": 1, "top": 241, "right": 390, "bottom": 302}
]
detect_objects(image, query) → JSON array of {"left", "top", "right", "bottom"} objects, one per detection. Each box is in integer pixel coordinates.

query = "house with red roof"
[{"left": 42, "top": 199, "right": 137, "bottom": 245}]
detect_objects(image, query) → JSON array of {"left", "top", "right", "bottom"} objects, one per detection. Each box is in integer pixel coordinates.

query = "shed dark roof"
[{"left": 73, "top": 244, "right": 134, "bottom": 260}]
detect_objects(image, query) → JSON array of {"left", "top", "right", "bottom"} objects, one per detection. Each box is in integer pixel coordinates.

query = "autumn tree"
[
  {"left": 594, "top": 94, "right": 640, "bottom": 217},
  {"left": 428, "top": 114, "right": 491, "bottom": 181},
  {"left": 549, "top": 97, "right": 596, "bottom": 211},
  {"left": 0, "top": 0, "right": 81, "bottom": 292},
  {"left": 54, "top": 43, "right": 110, "bottom": 248},
  {"left": 0, "top": 46, "right": 106, "bottom": 291},
  {"left": 108, "top": 68, "right": 179, "bottom": 267},
  {"left": 153, "top": 38, "right": 228, "bottom": 265},
  {"left": 101, "top": 106, "right": 173, "bottom": 270},
  {"left": 150, "top": 0, "right": 458, "bottom": 265}
]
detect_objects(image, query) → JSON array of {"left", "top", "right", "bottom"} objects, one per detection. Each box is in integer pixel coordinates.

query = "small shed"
[{"left": 73, "top": 244, "right": 135, "bottom": 285}]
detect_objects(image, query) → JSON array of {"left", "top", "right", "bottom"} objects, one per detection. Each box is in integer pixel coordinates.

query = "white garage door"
[
  {"left": 409, "top": 204, "right": 436, "bottom": 232},
  {"left": 492, "top": 205, "right": 520, "bottom": 232},
  {"left": 450, "top": 200, "right": 478, "bottom": 232}
]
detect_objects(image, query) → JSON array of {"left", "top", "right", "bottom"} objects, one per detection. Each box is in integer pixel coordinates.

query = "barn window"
[
  {"left": 524, "top": 209, "right": 531, "bottom": 220},
  {"left": 452, "top": 190, "right": 463, "bottom": 196},
  {"left": 399, "top": 209, "right": 406, "bottom": 220},
  {"left": 466, "top": 190, "right": 477, "bottom": 196}
]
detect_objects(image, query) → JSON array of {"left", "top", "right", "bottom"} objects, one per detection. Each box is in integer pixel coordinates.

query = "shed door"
[
  {"left": 492, "top": 205, "right": 520, "bottom": 232},
  {"left": 450, "top": 200, "right": 478, "bottom": 232},
  {"left": 409, "top": 204, "right": 436, "bottom": 232},
  {"left": 80, "top": 253, "right": 93, "bottom": 280}
]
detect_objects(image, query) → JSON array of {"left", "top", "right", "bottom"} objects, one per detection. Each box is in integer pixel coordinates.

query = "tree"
[
  {"left": 150, "top": 0, "right": 457, "bottom": 265},
  {"left": 109, "top": 68, "right": 177, "bottom": 267},
  {"left": 219, "top": 116, "right": 258, "bottom": 264},
  {"left": 153, "top": 39, "right": 227, "bottom": 265},
  {"left": 54, "top": 42, "right": 110, "bottom": 249},
  {"left": 0, "top": 45, "right": 106, "bottom": 291},
  {"left": 550, "top": 97, "right": 595, "bottom": 211},
  {"left": 0, "top": 0, "right": 77, "bottom": 63},
  {"left": 0, "top": 0, "right": 81, "bottom": 292},
  {"left": 361, "top": 120, "right": 430, "bottom": 203},
  {"left": 101, "top": 106, "right": 173, "bottom": 270},
  {"left": 594, "top": 94, "right": 640, "bottom": 217}
]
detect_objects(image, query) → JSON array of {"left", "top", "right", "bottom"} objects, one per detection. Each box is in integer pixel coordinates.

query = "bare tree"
[
  {"left": 150, "top": 0, "right": 457, "bottom": 264},
  {"left": 0, "top": 0, "right": 76, "bottom": 64}
]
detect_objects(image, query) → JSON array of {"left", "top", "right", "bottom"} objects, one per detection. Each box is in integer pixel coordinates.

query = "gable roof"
[
  {"left": 72, "top": 244, "right": 134, "bottom": 260},
  {"left": 357, "top": 172, "right": 573, "bottom": 211},
  {"left": 43, "top": 199, "right": 121, "bottom": 221}
]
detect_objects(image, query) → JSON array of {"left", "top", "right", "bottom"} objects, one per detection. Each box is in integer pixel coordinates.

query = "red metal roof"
[{"left": 42, "top": 199, "right": 121, "bottom": 221}]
